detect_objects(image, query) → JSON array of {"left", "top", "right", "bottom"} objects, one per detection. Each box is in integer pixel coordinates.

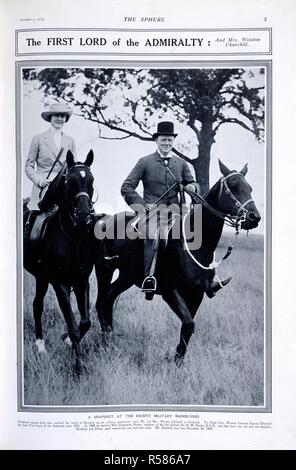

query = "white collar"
[
  {"left": 49, "top": 126, "right": 62, "bottom": 135},
  {"left": 157, "top": 149, "right": 172, "bottom": 159}
]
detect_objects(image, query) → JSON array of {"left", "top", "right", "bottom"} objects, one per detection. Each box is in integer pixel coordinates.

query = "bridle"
[
  {"left": 185, "top": 172, "right": 254, "bottom": 230},
  {"left": 182, "top": 172, "right": 255, "bottom": 271},
  {"left": 217, "top": 172, "right": 254, "bottom": 227},
  {"left": 61, "top": 164, "right": 95, "bottom": 236}
]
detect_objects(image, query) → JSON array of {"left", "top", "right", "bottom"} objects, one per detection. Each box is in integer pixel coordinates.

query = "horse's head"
[
  {"left": 216, "top": 160, "right": 261, "bottom": 230},
  {"left": 64, "top": 150, "right": 95, "bottom": 227}
]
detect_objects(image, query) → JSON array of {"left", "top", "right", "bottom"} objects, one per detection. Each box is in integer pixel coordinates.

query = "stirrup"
[{"left": 141, "top": 276, "right": 157, "bottom": 292}]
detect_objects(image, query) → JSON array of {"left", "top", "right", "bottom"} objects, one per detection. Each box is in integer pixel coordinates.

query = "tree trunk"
[{"left": 191, "top": 121, "right": 215, "bottom": 195}]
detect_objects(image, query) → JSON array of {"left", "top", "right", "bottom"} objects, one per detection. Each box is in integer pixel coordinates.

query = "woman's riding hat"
[
  {"left": 152, "top": 121, "right": 178, "bottom": 140},
  {"left": 41, "top": 103, "right": 73, "bottom": 122}
]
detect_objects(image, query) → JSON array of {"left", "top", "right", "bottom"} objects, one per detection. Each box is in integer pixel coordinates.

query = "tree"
[{"left": 23, "top": 67, "right": 264, "bottom": 193}]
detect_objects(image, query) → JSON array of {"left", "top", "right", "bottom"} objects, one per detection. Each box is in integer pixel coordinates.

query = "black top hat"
[{"left": 152, "top": 121, "right": 178, "bottom": 140}]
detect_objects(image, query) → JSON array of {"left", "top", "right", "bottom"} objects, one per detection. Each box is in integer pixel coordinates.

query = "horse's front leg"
[
  {"left": 185, "top": 288, "right": 205, "bottom": 320},
  {"left": 33, "top": 277, "right": 49, "bottom": 353},
  {"left": 53, "top": 282, "right": 82, "bottom": 374},
  {"left": 162, "top": 288, "right": 195, "bottom": 364},
  {"left": 95, "top": 264, "right": 132, "bottom": 348},
  {"left": 74, "top": 281, "right": 91, "bottom": 341}
]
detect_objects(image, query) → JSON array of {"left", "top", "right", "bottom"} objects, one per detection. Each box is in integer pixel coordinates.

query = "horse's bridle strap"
[
  {"left": 184, "top": 174, "right": 254, "bottom": 227},
  {"left": 239, "top": 198, "right": 253, "bottom": 212},
  {"left": 184, "top": 188, "right": 228, "bottom": 220},
  {"left": 64, "top": 165, "right": 94, "bottom": 226},
  {"left": 219, "top": 172, "right": 254, "bottom": 216},
  {"left": 75, "top": 191, "right": 91, "bottom": 201}
]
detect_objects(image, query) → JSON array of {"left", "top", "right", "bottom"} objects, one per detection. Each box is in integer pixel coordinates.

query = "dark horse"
[
  {"left": 95, "top": 160, "right": 261, "bottom": 363},
  {"left": 23, "top": 150, "right": 96, "bottom": 372}
]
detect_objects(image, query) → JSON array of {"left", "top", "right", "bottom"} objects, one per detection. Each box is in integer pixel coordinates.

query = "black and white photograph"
[{"left": 18, "top": 63, "right": 269, "bottom": 409}]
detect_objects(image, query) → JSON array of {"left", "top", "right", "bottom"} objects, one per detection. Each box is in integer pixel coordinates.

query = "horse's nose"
[
  {"left": 76, "top": 209, "right": 91, "bottom": 225},
  {"left": 247, "top": 211, "right": 261, "bottom": 223}
]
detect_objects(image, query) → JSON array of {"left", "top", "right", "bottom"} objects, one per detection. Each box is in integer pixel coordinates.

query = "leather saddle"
[{"left": 24, "top": 203, "right": 59, "bottom": 260}]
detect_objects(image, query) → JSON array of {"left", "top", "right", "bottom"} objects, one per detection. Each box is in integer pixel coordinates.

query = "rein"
[
  {"left": 143, "top": 170, "right": 253, "bottom": 271},
  {"left": 182, "top": 212, "right": 240, "bottom": 270},
  {"left": 182, "top": 172, "right": 254, "bottom": 270},
  {"left": 184, "top": 172, "right": 254, "bottom": 227},
  {"left": 149, "top": 181, "right": 179, "bottom": 207}
]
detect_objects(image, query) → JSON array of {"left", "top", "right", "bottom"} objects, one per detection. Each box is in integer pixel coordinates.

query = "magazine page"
[{"left": 0, "top": 0, "right": 296, "bottom": 451}]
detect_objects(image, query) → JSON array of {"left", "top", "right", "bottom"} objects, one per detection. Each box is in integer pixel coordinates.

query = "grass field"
[{"left": 22, "top": 232, "right": 265, "bottom": 407}]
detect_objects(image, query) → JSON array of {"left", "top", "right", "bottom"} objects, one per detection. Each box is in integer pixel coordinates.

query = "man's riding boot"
[
  {"left": 206, "top": 276, "right": 232, "bottom": 299},
  {"left": 142, "top": 238, "right": 158, "bottom": 300}
]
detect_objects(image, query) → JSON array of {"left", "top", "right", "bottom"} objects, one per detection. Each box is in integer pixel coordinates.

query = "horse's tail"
[
  {"left": 23, "top": 197, "right": 30, "bottom": 209},
  {"left": 23, "top": 198, "right": 31, "bottom": 222}
]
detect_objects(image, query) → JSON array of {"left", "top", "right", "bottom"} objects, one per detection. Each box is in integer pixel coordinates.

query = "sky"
[{"left": 21, "top": 67, "right": 266, "bottom": 233}]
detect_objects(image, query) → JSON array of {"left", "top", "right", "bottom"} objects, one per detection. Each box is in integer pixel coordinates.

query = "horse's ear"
[
  {"left": 84, "top": 150, "right": 94, "bottom": 167},
  {"left": 218, "top": 159, "right": 231, "bottom": 177},
  {"left": 66, "top": 150, "right": 75, "bottom": 168},
  {"left": 240, "top": 163, "right": 248, "bottom": 176}
]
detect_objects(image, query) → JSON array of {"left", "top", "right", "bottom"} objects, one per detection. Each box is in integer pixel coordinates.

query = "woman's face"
[{"left": 50, "top": 113, "right": 67, "bottom": 130}]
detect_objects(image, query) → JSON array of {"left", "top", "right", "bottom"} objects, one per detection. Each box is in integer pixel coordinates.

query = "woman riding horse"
[
  {"left": 25, "top": 102, "right": 77, "bottom": 211},
  {"left": 24, "top": 150, "right": 97, "bottom": 373}
]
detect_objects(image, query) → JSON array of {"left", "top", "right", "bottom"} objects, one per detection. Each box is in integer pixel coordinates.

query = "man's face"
[
  {"left": 50, "top": 113, "right": 67, "bottom": 130},
  {"left": 156, "top": 135, "right": 175, "bottom": 156}
]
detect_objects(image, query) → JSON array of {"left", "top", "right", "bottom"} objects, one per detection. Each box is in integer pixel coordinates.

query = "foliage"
[{"left": 23, "top": 67, "right": 265, "bottom": 192}]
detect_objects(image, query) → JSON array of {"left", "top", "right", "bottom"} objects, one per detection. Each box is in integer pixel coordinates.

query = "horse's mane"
[{"left": 204, "top": 179, "right": 221, "bottom": 201}]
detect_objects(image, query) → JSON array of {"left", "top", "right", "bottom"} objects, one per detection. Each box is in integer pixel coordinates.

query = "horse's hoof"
[
  {"left": 164, "top": 351, "right": 173, "bottom": 362},
  {"left": 74, "top": 360, "right": 83, "bottom": 379},
  {"left": 102, "top": 337, "right": 110, "bottom": 350},
  {"left": 174, "top": 353, "right": 184, "bottom": 366},
  {"left": 61, "top": 333, "right": 72, "bottom": 347},
  {"left": 101, "top": 330, "right": 114, "bottom": 349},
  {"left": 79, "top": 320, "right": 91, "bottom": 337},
  {"left": 35, "top": 339, "right": 47, "bottom": 354}
]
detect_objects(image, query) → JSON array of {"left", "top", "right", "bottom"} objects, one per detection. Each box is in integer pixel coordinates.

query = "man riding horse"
[{"left": 121, "top": 121, "right": 231, "bottom": 300}]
